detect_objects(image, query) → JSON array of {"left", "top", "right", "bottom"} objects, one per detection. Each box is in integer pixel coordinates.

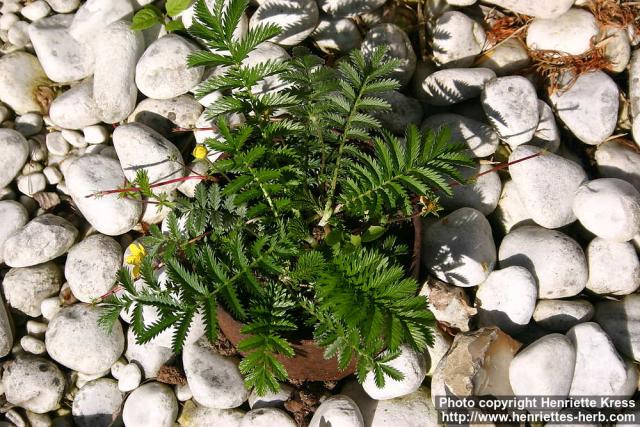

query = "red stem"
[
  {"left": 451, "top": 151, "right": 544, "bottom": 187},
  {"left": 87, "top": 175, "right": 212, "bottom": 198}
]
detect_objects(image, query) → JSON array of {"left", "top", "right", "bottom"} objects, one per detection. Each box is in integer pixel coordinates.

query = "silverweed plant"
[{"left": 98, "top": 0, "right": 472, "bottom": 396}]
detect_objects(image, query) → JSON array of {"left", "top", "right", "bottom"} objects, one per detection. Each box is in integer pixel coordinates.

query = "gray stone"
[
  {"left": 0, "top": 129, "right": 29, "bottom": 188},
  {"left": 65, "top": 234, "right": 122, "bottom": 303},
  {"left": 423, "top": 207, "right": 496, "bottom": 287},
  {"left": 240, "top": 408, "right": 296, "bottom": 427},
  {"left": 533, "top": 299, "right": 594, "bottom": 332},
  {"left": 475, "top": 266, "right": 537, "bottom": 334},
  {"left": 49, "top": 78, "right": 101, "bottom": 130},
  {"left": 481, "top": 0, "right": 574, "bottom": 18},
  {"left": 362, "top": 24, "right": 416, "bottom": 86},
  {"left": 492, "top": 179, "right": 534, "bottom": 234},
  {"left": 17, "top": 173, "right": 47, "bottom": 197},
  {"left": 595, "top": 141, "right": 640, "bottom": 191},
  {"left": 599, "top": 27, "right": 631, "bottom": 73},
  {"left": 432, "top": 11, "right": 486, "bottom": 68},
  {"left": 28, "top": 14, "right": 94, "bottom": 84},
  {"left": 420, "top": 278, "right": 477, "bottom": 331},
  {"left": 183, "top": 337, "right": 249, "bottom": 409},
  {"left": 15, "top": 112, "right": 44, "bottom": 137},
  {"left": 509, "top": 145, "right": 587, "bottom": 229},
  {"left": 422, "top": 68, "right": 495, "bottom": 106},
  {"left": 2, "top": 355, "right": 65, "bottom": 414},
  {"left": 128, "top": 95, "right": 203, "bottom": 135},
  {"left": 21, "top": 0, "right": 52, "bottom": 21},
  {"left": 44, "top": 0, "right": 80, "bottom": 13},
  {"left": 586, "top": 237, "right": 640, "bottom": 295},
  {"left": 343, "top": 382, "right": 439, "bottom": 427},
  {"left": 3, "top": 262, "right": 61, "bottom": 317},
  {"left": 318, "top": 0, "right": 386, "bottom": 17},
  {"left": 0, "top": 52, "right": 47, "bottom": 114},
  {"left": 309, "top": 395, "right": 364, "bottom": 427},
  {"left": 475, "top": 38, "right": 530, "bottom": 75},
  {"left": 567, "top": 322, "right": 630, "bottom": 398},
  {"left": 45, "top": 304, "right": 125, "bottom": 374},
  {"left": 248, "top": 384, "right": 293, "bottom": 409},
  {"left": 509, "top": 334, "right": 576, "bottom": 396},
  {"left": 249, "top": 0, "right": 319, "bottom": 47},
  {"left": 594, "top": 295, "right": 640, "bottom": 362},
  {"left": 112, "top": 123, "right": 185, "bottom": 195},
  {"left": 573, "top": 178, "right": 640, "bottom": 242},
  {"left": 178, "top": 400, "right": 245, "bottom": 427},
  {"left": 363, "top": 345, "right": 426, "bottom": 400},
  {"left": 0, "top": 294, "right": 13, "bottom": 357},
  {"left": 549, "top": 71, "right": 619, "bottom": 145},
  {"left": 65, "top": 155, "right": 142, "bottom": 236},
  {"left": 481, "top": 76, "right": 539, "bottom": 148},
  {"left": 526, "top": 9, "right": 599, "bottom": 55},
  {"left": 69, "top": 0, "right": 134, "bottom": 40},
  {"left": 374, "top": 91, "right": 423, "bottom": 135},
  {"left": 122, "top": 382, "right": 178, "bottom": 427},
  {"left": 311, "top": 16, "right": 362, "bottom": 54},
  {"left": 531, "top": 100, "right": 560, "bottom": 152},
  {"left": 136, "top": 35, "right": 204, "bottom": 100},
  {"left": 94, "top": 20, "right": 144, "bottom": 123},
  {"left": 440, "top": 163, "right": 501, "bottom": 215},
  {"left": 421, "top": 113, "right": 499, "bottom": 158},
  {"left": 499, "top": 225, "right": 587, "bottom": 299},
  {"left": 124, "top": 327, "right": 173, "bottom": 378},
  {"left": 72, "top": 378, "right": 124, "bottom": 427},
  {"left": 3, "top": 214, "right": 77, "bottom": 267}
]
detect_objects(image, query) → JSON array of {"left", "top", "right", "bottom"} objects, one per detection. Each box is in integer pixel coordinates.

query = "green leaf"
[
  {"left": 165, "top": 18, "right": 186, "bottom": 32},
  {"left": 361, "top": 225, "right": 386, "bottom": 243},
  {"left": 131, "top": 5, "right": 163, "bottom": 31},
  {"left": 166, "top": 0, "right": 192, "bottom": 17}
]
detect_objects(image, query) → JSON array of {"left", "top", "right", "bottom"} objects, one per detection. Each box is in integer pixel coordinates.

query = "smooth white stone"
[
  {"left": 249, "top": 0, "right": 319, "bottom": 47},
  {"left": 526, "top": 9, "right": 599, "bottom": 55},
  {"left": 586, "top": 237, "right": 640, "bottom": 295},
  {"left": 421, "top": 113, "right": 499, "bottom": 158},
  {"left": 432, "top": 11, "right": 486, "bottom": 68}
]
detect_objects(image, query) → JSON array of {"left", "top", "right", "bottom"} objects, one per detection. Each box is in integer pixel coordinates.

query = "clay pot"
[{"left": 217, "top": 306, "right": 357, "bottom": 382}]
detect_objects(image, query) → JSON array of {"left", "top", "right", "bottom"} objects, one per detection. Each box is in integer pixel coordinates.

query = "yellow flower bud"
[{"left": 193, "top": 145, "right": 208, "bottom": 160}]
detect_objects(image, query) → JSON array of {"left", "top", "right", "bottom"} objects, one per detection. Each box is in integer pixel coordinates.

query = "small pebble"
[
  {"left": 7, "top": 21, "right": 30, "bottom": 48},
  {"left": 61, "top": 129, "right": 86, "bottom": 148},
  {"left": 82, "top": 125, "right": 109, "bottom": 144},
  {"left": 43, "top": 166, "right": 62, "bottom": 185},
  {"left": 15, "top": 113, "right": 43, "bottom": 137},
  {"left": 40, "top": 297, "right": 61, "bottom": 321},
  {"left": 175, "top": 383, "right": 192, "bottom": 401},
  {"left": 0, "top": 13, "right": 19, "bottom": 31},
  {"left": 118, "top": 363, "right": 142, "bottom": 392},
  {"left": 20, "top": 0, "right": 51, "bottom": 21},
  {"left": 22, "top": 161, "right": 43, "bottom": 175},
  {"left": 16, "top": 173, "right": 46, "bottom": 196},
  {"left": 26, "top": 320, "right": 48, "bottom": 338},
  {"left": 46, "top": 132, "right": 70, "bottom": 156},
  {"left": 20, "top": 335, "right": 46, "bottom": 354}
]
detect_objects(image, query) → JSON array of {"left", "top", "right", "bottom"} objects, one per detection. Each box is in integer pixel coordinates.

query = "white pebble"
[
  {"left": 26, "top": 320, "right": 47, "bottom": 338},
  {"left": 20, "top": 335, "right": 46, "bottom": 354},
  {"left": 61, "top": 129, "right": 86, "bottom": 148},
  {"left": 45, "top": 132, "right": 70, "bottom": 156},
  {"left": 15, "top": 113, "right": 43, "bottom": 137},
  {"left": 110, "top": 358, "right": 127, "bottom": 379},
  {"left": 118, "top": 363, "right": 142, "bottom": 392},
  {"left": 7, "top": 21, "right": 29, "bottom": 47},
  {"left": 82, "top": 125, "right": 108, "bottom": 144},
  {"left": 21, "top": 0, "right": 51, "bottom": 21},
  {"left": 0, "top": 104, "right": 9, "bottom": 123},
  {"left": 40, "top": 297, "right": 61, "bottom": 321},
  {"left": 0, "top": 13, "right": 19, "bottom": 31},
  {"left": 175, "top": 383, "right": 192, "bottom": 401},
  {"left": 28, "top": 138, "right": 47, "bottom": 162},
  {"left": 16, "top": 173, "right": 46, "bottom": 196},
  {"left": 43, "top": 166, "right": 62, "bottom": 185},
  {"left": 22, "top": 161, "right": 43, "bottom": 175}
]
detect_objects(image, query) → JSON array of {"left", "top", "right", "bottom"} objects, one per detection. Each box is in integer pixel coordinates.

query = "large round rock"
[
  {"left": 573, "top": 178, "right": 640, "bottom": 242},
  {"left": 586, "top": 237, "right": 640, "bottom": 295},
  {"left": 65, "top": 155, "right": 143, "bottom": 236},
  {"left": 594, "top": 295, "right": 640, "bottom": 362},
  {"left": 136, "top": 35, "right": 203, "bottom": 99},
  {"left": 72, "top": 378, "right": 124, "bottom": 427},
  {"left": 3, "top": 262, "right": 62, "bottom": 317},
  {"left": 65, "top": 234, "right": 123, "bottom": 302},
  {"left": 363, "top": 345, "right": 426, "bottom": 400},
  {"left": 0, "top": 129, "right": 29, "bottom": 188},
  {"left": 2, "top": 355, "right": 66, "bottom": 414},
  {"left": 0, "top": 200, "right": 28, "bottom": 265},
  {"left": 509, "top": 334, "right": 576, "bottom": 396},
  {"left": 122, "top": 382, "right": 178, "bottom": 427},
  {"left": 499, "top": 225, "right": 587, "bottom": 299},
  {"left": 309, "top": 395, "right": 364, "bottom": 427},
  {"left": 45, "top": 304, "right": 124, "bottom": 374},
  {"left": 183, "top": 338, "right": 249, "bottom": 409},
  {"left": 423, "top": 207, "right": 496, "bottom": 287},
  {"left": 3, "top": 214, "right": 78, "bottom": 268}
]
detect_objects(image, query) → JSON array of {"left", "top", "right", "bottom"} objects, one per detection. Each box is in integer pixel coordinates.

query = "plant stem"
[{"left": 87, "top": 175, "right": 212, "bottom": 198}]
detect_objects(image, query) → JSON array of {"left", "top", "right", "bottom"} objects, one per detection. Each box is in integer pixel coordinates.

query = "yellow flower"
[
  {"left": 126, "top": 243, "right": 146, "bottom": 277},
  {"left": 193, "top": 144, "right": 208, "bottom": 160}
]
